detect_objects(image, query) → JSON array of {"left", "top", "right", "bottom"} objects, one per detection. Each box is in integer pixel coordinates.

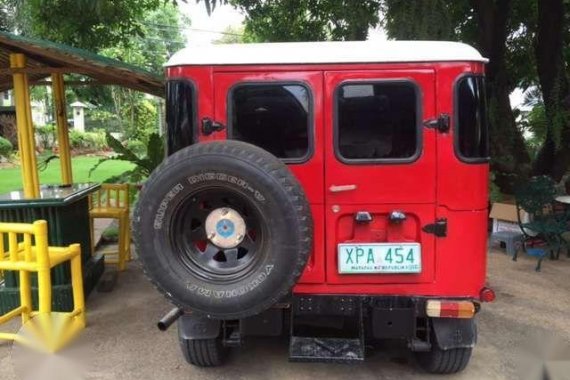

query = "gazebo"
[
  {"left": 0, "top": 31, "right": 164, "bottom": 312},
  {"left": 0, "top": 31, "right": 163, "bottom": 195}
]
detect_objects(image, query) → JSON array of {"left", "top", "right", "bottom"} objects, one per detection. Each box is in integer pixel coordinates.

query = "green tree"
[
  {"left": 94, "top": 3, "right": 186, "bottom": 140},
  {"left": 138, "top": 5, "right": 189, "bottom": 74},
  {"left": 229, "top": 0, "right": 381, "bottom": 42},
  {"left": 7, "top": 0, "right": 178, "bottom": 50},
  {"left": 0, "top": 0, "right": 18, "bottom": 31},
  {"left": 382, "top": 0, "right": 535, "bottom": 191},
  {"left": 213, "top": 25, "right": 257, "bottom": 44},
  {"left": 531, "top": 0, "right": 570, "bottom": 181},
  {"left": 381, "top": 0, "right": 471, "bottom": 41}
]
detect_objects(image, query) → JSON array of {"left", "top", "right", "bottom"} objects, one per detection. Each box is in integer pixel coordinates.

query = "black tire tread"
[
  {"left": 133, "top": 140, "right": 313, "bottom": 319},
  {"left": 416, "top": 346, "right": 472, "bottom": 374},
  {"left": 179, "top": 337, "right": 227, "bottom": 367}
]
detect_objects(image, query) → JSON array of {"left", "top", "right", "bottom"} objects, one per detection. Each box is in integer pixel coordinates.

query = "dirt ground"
[{"left": 1, "top": 248, "right": 570, "bottom": 380}]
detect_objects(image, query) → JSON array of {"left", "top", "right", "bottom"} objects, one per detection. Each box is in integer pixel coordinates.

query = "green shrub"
[
  {"left": 69, "top": 130, "right": 86, "bottom": 149},
  {"left": 90, "top": 132, "right": 164, "bottom": 183},
  {"left": 0, "top": 136, "right": 13, "bottom": 158},
  {"left": 36, "top": 124, "right": 56, "bottom": 150},
  {"left": 125, "top": 139, "right": 146, "bottom": 156},
  {"left": 69, "top": 130, "right": 106, "bottom": 150},
  {"left": 84, "top": 130, "right": 106, "bottom": 150},
  {"left": 489, "top": 172, "right": 503, "bottom": 203}
]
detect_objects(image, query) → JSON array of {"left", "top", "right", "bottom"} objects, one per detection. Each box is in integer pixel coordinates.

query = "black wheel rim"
[{"left": 170, "top": 187, "right": 265, "bottom": 282}]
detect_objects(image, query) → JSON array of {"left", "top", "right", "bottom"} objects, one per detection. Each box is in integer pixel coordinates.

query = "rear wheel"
[
  {"left": 415, "top": 343, "right": 472, "bottom": 374},
  {"left": 179, "top": 336, "right": 228, "bottom": 367}
]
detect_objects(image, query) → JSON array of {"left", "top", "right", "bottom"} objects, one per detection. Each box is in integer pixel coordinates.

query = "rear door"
[
  {"left": 213, "top": 71, "right": 325, "bottom": 283},
  {"left": 324, "top": 69, "right": 437, "bottom": 284}
]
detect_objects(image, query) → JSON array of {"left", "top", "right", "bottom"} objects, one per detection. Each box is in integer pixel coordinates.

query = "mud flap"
[
  {"left": 431, "top": 318, "right": 477, "bottom": 350},
  {"left": 177, "top": 314, "right": 221, "bottom": 340}
]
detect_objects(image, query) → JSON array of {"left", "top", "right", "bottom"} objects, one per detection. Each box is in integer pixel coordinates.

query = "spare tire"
[{"left": 133, "top": 140, "right": 313, "bottom": 319}]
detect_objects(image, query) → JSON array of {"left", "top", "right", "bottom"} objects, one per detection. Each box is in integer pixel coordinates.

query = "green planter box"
[{"left": 0, "top": 183, "right": 104, "bottom": 312}]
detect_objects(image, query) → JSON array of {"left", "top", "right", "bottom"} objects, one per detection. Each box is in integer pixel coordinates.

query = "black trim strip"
[
  {"left": 165, "top": 78, "right": 199, "bottom": 155},
  {"left": 453, "top": 74, "right": 490, "bottom": 164}
]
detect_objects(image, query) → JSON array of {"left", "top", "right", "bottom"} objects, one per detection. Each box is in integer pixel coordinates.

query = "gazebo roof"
[{"left": 0, "top": 32, "right": 164, "bottom": 97}]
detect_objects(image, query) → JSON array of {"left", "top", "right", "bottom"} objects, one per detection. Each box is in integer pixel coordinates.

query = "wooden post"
[
  {"left": 51, "top": 73, "right": 73, "bottom": 185},
  {"left": 10, "top": 53, "right": 39, "bottom": 198}
]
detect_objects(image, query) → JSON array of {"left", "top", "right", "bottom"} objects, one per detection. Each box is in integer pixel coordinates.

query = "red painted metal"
[{"left": 165, "top": 60, "right": 489, "bottom": 300}]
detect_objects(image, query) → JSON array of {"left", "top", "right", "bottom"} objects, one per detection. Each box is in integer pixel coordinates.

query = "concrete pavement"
[{"left": 1, "top": 248, "right": 570, "bottom": 379}]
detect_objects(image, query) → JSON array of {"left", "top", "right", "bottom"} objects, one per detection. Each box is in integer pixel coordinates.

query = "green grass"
[{"left": 0, "top": 155, "right": 135, "bottom": 194}]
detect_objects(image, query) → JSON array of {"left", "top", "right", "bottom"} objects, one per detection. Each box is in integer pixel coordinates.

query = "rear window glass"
[
  {"left": 336, "top": 82, "right": 419, "bottom": 162},
  {"left": 229, "top": 84, "right": 311, "bottom": 161},
  {"left": 456, "top": 76, "right": 489, "bottom": 161},
  {"left": 166, "top": 80, "right": 195, "bottom": 155}
]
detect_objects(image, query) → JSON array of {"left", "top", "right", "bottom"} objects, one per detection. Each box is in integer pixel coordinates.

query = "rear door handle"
[{"left": 329, "top": 184, "right": 357, "bottom": 193}]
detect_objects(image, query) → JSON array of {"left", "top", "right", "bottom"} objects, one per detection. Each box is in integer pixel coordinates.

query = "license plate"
[{"left": 338, "top": 243, "right": 421, "bottom": 274}]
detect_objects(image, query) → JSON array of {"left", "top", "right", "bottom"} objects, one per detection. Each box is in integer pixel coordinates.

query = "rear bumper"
[
  {"left": 269, "top": 295, "right": 478, "bottom": 350},
  {"left": 178, "top": 294, "right": 480, "bottom": 357}
]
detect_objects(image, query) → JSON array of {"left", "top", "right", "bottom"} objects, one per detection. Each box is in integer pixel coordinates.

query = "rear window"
[
  {"left": 335, "top": 81, "right": 420, "bottom": 163},
  {"left": 229, "top": 83, "right": 311, "bottom": 161},
  {"left": 455, "top": 76, "right": 489, "bottom": 162},
  {"left": 166, "top": 80, "right": 195, "bottom": 155}
]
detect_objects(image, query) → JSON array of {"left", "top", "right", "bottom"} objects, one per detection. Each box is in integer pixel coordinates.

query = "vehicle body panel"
[{"left": 165, "top": 60, "right": 488, "bottom": 299}]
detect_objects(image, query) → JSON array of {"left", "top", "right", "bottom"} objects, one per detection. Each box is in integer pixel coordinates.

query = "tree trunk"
[
  {"left": 533, "top": 0, "right": 570, "bottom": 181},
  {"left": 471, "top": 0, "right": 531, "bottom": 191}
]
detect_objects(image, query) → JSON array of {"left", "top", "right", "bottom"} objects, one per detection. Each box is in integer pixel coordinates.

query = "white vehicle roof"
[{"left": 166, "top": 41, "right": 487, "bottom": 67}]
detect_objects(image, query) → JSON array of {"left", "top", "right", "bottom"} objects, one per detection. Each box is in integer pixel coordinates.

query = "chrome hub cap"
[{"left": 205, "top": 207, "right": 246, "bottom": 249}]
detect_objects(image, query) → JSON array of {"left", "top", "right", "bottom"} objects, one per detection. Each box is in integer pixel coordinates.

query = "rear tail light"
[
  {"left": 480, "top": 287, "right": 496, "bottom": 303},
  {"left": 426, "top": 300, "right": 475, "bottom": 319}
]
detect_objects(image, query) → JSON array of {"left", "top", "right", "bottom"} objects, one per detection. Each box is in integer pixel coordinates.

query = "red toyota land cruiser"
[{"left": 133, "top": 41, "right": 495, "bottom": 374}]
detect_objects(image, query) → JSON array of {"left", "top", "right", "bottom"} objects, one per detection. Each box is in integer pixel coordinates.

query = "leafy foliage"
[
  {"left": 213, "top": 25, "right": 256, "bottom": 44},
  {"left": 515, "top": 175, "right": 557, "bottom": 216},
  {"left": 488, "top": 172, "right": 503, "bottom": 203},
  {"left": 230, "top": 0, "right": 381, "bottom": 41},
  {"left": 0, "top": 136, "right": 12, "bottom": 158},
  {"left": 381, "top": 0, "right": 472, "bottom": 41},
  {"left": 35, "top": 124, "right": 56, "bottom": 150},
  {"left": 7, "top": 0, "right": 177, "bottom": 50},
  {"left": 68, "top": 130, "right": 107, "bottom": 151},
  {"left": 89, "top": 132, "right": 164, "bottom": 183}
]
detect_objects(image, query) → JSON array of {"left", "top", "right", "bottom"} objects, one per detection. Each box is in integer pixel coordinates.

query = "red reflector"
[{"left": 480, "top": 287, "right": 496, "bottom": 303}]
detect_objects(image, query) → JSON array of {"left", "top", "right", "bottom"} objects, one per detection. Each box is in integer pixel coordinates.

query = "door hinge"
[
  {"left": 422, "top": 218, "right": 447, "bottom": 237},
  {"left": 201, "top": 117, "right": 225, "bottom": 136},
  {"left": 423, "top": 114, "right": 450, "bottom": 133}
]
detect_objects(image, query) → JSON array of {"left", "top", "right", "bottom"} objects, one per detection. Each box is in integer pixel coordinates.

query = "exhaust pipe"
[{"left": 157, "top": 307, "right": 184, "bottom": 331}]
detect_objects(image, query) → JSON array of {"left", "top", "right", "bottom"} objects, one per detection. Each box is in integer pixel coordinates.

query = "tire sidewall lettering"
[
  {"left": 153, "top": 183, "right": 184, "bottom": 230},
  {"left": 187, "top": 172, "right": 266, "bottom": 202},
  {"left": 186, "top": 265, "right": 274, "bottom": 299},
  {"left": 152, "top": 172, "right": 266, "bottom": 231}
]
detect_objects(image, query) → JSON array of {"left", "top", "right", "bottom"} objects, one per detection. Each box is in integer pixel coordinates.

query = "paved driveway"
[{"left": 1, "top": 249, "right": 570, "bottom": 379}]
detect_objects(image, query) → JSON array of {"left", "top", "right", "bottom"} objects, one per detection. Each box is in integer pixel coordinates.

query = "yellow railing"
[
  {"left": 0, "top": 220, "right": 85, "bottom": 352},
  {"left": 89, "top": 183, "right": 131, "bottom": 271}
]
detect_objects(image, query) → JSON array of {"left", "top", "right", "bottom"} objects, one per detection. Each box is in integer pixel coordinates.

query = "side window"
[
  {"left": 229, "top": 83, "right": 311, "bottom": 161},
  {"left": 455, "top": 75, "right": 489, "bottom": 162},
  {"left": 336, "top": 81, "right": 420, "bottom": 162},
  {"left": 166, "top": 80, "right": 195, "bottom": 155}
]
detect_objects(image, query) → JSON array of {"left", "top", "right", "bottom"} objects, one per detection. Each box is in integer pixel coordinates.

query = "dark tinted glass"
[
  {"left": 166, "top": 80, "right": 195, "bottom": 155},
  {"left": 230, "top": 84, "right": 310, "bottom": 160},
  {"left": 456, "top": 76, "right": 489, "bottom": 160},
  {"left": 337, "top": 82, "right": 418, "bottom": 161}
]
